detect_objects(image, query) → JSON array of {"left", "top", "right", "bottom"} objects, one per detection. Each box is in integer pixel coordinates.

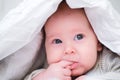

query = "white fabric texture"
[
  {"left": 0, "top": 0, "right": 120, "bottom": 80},
  {"left": 24, "top": 69, "right": 45, "bottom": 80},
  {"left": 66, "top": 0, "right": 120, "bottom": 54},
  {"left": 0, "top": 0, "right": 62, "bottom": 80},
  {"left": 0, "top": 0, "right": 120, "bottom": 60},
  {"left": 0, "top": 0, "right": 62, "bottom": 60}
]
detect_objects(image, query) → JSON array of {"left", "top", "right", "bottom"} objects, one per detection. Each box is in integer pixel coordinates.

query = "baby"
[{"left": 25, "top": 1, "right": 120, "bottom": 80}]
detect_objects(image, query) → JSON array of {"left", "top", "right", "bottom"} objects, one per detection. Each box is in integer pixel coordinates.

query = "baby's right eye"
[
  {"left": 52, "top": 39, "right": 62, "bottom": 44},
  {"left": 74, "top": 34, "right": 83, "bottom": 41}
]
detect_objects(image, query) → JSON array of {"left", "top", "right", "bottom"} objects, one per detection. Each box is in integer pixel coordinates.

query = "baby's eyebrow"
[
  {"left": 46, "top": 33, "right": 60, "bottom": 40},
  {"left": 46, "top": 34, "right": 53, "bottom": 39}
]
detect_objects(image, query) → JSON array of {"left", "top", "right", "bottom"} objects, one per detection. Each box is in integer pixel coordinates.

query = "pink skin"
[
  {"left": 33, "top": 2, "right": 102, "bottom": 80},
  {"left": 45, "top": 8, "right": 102, "bottom": 77},
  {"left": 33, "top": 60, "right": 73, "bottom": 80}
]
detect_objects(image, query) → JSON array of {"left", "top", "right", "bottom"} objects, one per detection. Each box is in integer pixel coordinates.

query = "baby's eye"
[
  {"left": 52, "top": 39, "right": 62, "bottom": 44},
  {"left": 74, "top": 34, "right": 83, "bottom": 40}
]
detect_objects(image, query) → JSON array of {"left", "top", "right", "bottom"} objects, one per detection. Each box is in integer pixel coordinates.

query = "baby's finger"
[
  {"left": 63, "top": 76, "right": 71, "bottom": 80},
  {"left": 63, "top": 68, "right": 71, "bottom": 76},
  {"left": 65, "top": 65, "right": 71, "bottom": 69},
  {"left": 58, "top": 60, "right": 73, "bottom": 68}
]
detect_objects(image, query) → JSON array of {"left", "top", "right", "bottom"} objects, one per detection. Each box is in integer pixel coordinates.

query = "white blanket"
[{"left": 0, "top": 0, "right": 120, "bottom": 79}]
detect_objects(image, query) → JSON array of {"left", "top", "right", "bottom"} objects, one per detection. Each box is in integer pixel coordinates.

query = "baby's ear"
[{"left": 97, "top": 42, "right": 103, "bottom": 52}]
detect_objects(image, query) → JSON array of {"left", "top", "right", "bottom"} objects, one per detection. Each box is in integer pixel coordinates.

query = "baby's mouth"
[{"left": 70, "top": 62, "right": 79, "bottom": 69}]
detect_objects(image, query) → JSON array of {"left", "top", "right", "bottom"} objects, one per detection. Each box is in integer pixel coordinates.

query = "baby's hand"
[{"left": 43, "top": 60, "right": 73, "bottom": 80}]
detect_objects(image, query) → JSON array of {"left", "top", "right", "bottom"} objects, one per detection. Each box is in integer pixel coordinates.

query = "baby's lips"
[{"left": 70, "top": 62, "right": 79, "bottom": 69}]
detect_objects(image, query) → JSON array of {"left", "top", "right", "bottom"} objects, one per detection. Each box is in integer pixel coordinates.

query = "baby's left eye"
[{"left": 74, "top": 34, "right": 83, "bottom": 40}]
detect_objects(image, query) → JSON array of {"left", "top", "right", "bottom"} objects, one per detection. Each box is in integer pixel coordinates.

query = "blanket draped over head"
[{"left": 0, "top": 0, "right": 120, "bottom": 79}]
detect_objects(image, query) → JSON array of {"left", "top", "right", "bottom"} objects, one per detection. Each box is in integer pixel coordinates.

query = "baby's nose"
[
  {"left": 64, "top": 45, "right": 76, "bottom": 54},
  {"left": 64, "top": 49, "right": 75, "bottom": 54}
]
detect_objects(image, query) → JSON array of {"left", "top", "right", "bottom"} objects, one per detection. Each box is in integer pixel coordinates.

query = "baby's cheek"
[
  {"left": 47, "top": 54, "right": 61, "bottom": 64},
  {"left": 47, "top": 48, "right": 64, "bottom": 64}
]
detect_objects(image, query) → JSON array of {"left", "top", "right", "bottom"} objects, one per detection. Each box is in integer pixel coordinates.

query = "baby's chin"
[{"left": 71, "top": 67, "right": 87, "bottom": 76}]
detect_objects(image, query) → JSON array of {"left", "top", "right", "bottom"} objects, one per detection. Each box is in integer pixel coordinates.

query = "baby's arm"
[{"left": 25, "top": 60, "right": 72, "bottom": 80}]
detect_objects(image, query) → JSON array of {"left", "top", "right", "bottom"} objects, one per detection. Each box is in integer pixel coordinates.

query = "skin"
[{"left": 33, "top": 2, "right": 102, "bottom": 80}]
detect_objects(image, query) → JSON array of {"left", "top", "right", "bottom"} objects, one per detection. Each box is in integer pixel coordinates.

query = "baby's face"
[{"left": 45, "top": 9, "right": 102, "bottom": 76}]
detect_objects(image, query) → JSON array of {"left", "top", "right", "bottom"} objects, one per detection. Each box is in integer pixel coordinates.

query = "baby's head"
[{"left": 44, "top": 1, "right": 102, "bottom": 76}]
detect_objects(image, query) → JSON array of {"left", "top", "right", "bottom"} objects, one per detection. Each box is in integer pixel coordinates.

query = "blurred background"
[{"left": 0, "top": 0, "right": 120, "bottom": 21}]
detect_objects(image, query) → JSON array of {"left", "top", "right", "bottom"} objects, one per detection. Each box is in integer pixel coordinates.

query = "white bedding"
[{"left": 0, "top": 0, "right": 120, "bottom": 79}]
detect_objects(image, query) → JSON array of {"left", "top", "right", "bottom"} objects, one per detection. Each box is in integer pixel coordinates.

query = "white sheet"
[
  {"left": 0, "top": 0, "right": 120, "bottom": 60},
  {"left": 0, "top": 0, "right": 120, "bottom": 79}
]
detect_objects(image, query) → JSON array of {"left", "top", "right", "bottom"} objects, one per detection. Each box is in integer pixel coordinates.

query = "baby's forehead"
[
  {"left": 50, "top": 3, "right": 85, "bottom": 19},
  {"left": 45, "top": 1, "right": 91, "bottom": 32},
  {"left": 45, "top": 7, "right": 87, "bottom": 27}
]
